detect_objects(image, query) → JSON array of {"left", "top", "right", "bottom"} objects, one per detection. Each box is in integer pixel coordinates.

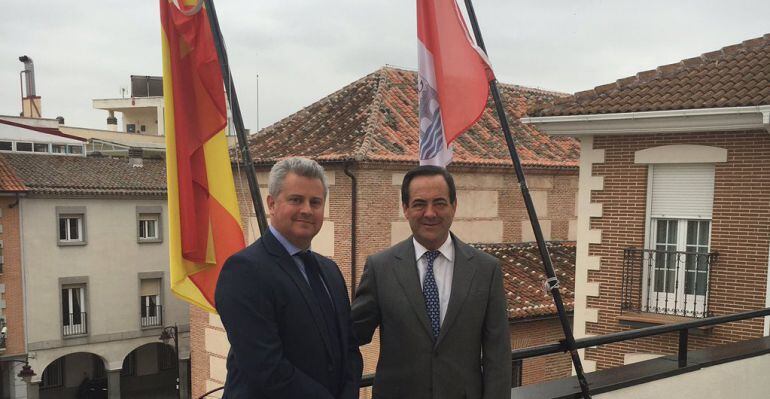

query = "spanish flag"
[{"left": 161, "top": 0, "right": 245, "bottom": 313}]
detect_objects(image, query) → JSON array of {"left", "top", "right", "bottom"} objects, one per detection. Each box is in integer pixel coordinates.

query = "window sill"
[
  {"left": 618, "top": 311, "right": 713, "bottom": 333},
  {"left": 62, "top": 333, "right": 89, "bottom": 339},
  {"left": 58, "top": 241, "right": 87, "bottom": 247},
  {"left": 137, "top": 239, "right": 163, "bottom": 244},
  {"left": 141, "top": 324, "right": 163, "bottom": 331}
]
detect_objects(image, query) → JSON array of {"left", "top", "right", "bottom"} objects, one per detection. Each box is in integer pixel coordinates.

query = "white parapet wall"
[{"left": 596, "top": 352, "right": 770, "bottom": 399}]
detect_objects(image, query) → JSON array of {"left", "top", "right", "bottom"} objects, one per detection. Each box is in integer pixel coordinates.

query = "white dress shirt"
[{"left": 414, "top": 236, "right": 454, "bottom": 325}]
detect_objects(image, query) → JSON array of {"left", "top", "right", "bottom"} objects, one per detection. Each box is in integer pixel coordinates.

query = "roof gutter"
[{"left": 521, "top": 105, "right": 770, "bottom": 136}]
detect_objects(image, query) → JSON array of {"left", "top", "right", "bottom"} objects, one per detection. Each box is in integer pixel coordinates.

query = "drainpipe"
[
  {"left": 9, "top": 193, "right": 20, "bottom": 209},
  {"left": 343, "top": 162, "right": 358, "bottom": 297}
]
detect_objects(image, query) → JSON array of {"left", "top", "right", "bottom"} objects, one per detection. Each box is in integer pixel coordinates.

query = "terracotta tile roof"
[
  {"left": 243, "top": 67, "right": 578, "bottom": 169},
  {"left": 530, "top": 34, "right": 770, "bottom": 117},
  {"left": 0, "top": 153, "right": 166, "bottom": 197},
  {"left": 473, "top": 242, "right": 575, "bottom": 320},
  {"left": 0, "top": 156, "right": 27, "bottom": 192}
]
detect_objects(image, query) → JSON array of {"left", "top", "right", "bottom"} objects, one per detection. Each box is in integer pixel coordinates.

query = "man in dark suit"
[
  {"left": 352, "top": 165, "right": 511, "bottom": 399},
  {"left": 216, "top": 157, "right": 362, "bottom": 398}
]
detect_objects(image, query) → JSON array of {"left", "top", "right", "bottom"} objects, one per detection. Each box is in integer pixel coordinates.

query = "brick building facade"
[
  {"left": 190, "top": 66, "right": 581, "bottom": 396},
  {"left": 525, "top": 34, "right": 770, "bottom": 371}
]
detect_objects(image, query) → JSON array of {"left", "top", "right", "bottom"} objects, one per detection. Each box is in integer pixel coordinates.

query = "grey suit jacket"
[{"left": 352, "top": 234, "right": 511, "bottom": 399}]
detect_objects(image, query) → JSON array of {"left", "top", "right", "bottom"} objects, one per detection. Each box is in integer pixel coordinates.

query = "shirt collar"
[
  {"left": 413, "top": 234, "right": 454, "bottom": 262},
  {"left": 269, "top": 225, "right": 305, "bottom": 256}
]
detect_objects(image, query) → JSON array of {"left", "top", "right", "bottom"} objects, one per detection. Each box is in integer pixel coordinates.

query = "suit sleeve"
[
  {"left": 482, "top": 260, "right": 512, "bottom": 399},
  {"left": 350, "top": 256, "right": 381, "bottom": 346},
  {"left": 215, "top": 253, "right": 335, "bottom": 399}
]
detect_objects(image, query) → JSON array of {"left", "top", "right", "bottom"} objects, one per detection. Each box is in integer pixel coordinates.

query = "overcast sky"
[{"left": 1, "top": 0, "right": 768, "bottom": 131}]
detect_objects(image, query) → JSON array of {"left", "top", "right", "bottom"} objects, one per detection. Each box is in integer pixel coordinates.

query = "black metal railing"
[
  {"left": 141, "top": 305, "right": 163, "bottom": 327},
  {"left": 199, "top": 307, "right": 770, "bottom": 398},
  {"left": 62, "top": 312, "right": 87, "bottom": 336},
  {"left": 622, "top": 248, "right": 718, "bottom": 318}
]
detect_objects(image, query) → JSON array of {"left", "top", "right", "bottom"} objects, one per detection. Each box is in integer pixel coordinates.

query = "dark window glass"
[{"left": 16, "top": 142, "right": 32, "bottom": 152}]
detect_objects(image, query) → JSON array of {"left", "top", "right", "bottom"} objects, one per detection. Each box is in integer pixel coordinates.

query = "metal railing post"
[{"left": 678, "top": 329, "right": 689, "bottom": 367}]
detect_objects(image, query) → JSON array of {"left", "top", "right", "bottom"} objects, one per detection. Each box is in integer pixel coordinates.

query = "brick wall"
[
  {"left": 510, "top": 317, "right": 574, "bottom": 386},
  {"left": 586, "top": 131, "right": 770, "bottom": 369},
  {"left": 0, "top": 197, "right": 24, "bottom": 356}
]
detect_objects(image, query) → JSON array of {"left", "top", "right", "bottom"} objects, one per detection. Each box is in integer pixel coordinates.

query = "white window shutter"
[{"left": 650, "top": 164, "right": 715, "bottom": 219}]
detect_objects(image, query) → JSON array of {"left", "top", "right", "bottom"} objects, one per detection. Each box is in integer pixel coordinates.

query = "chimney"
[
  {"left": 128, "top": 147, "right": 143, "bottom": 168},
  {"left": 19, "top": 56, "right": 41, "bottom": 118}
]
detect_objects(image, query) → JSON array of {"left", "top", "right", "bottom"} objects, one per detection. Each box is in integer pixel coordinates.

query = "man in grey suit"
[{"left": 352, "top": 165, "right": 511, "bottom": 399}]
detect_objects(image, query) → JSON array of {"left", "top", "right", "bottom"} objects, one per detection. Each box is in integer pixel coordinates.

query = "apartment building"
[
  {"left": 0, "top": 119, "right": 189, "bottom": 399},
  {"left": 524, "top": 34, "right": 770, "bottom": 370}
]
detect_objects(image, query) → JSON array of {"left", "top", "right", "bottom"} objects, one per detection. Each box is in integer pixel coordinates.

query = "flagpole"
[
  {"left": 203, "top": 0, "right": 269, "bottom": 234},
  {"left": 461, "top": 1, "right": 593, "bottom": 397}
]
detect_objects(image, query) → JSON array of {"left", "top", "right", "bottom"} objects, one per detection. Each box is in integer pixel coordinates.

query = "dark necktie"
[
  {"left": 423, "top": 250, "right": 441, "bottom": 340},
  {"left": 297, "top": 251, "right": 342, "bottom": 386}
]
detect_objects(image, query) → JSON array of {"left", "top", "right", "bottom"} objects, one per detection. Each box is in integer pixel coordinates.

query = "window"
[
  {"left": 67, "top": 145, "right": 83, "bottom": 155},
  {"left": 62, "top": 286, "right": 87, "bottom": 336},
  {"left": 41, "top": 357, "right": 64, "bottom": 389},
  {"left": 512, "top": 359, "right": 523, "bottom": 388},
  {"left": 126, "top": 124, "right": 136, "bottom": 133},
  {"left": 52, "top": 144, "right": 66, "bottom": 154},
  {"left": 15, "top": 142, "right": 32, "bottom": 152},
  {"left": 137, "top": 207, "right": 162, "bottom": 243},
  {"left": 0, "top": 141, "right": 11, "bottom": 151},
  {"left": 140, "top": 279, "right": 162, "bottom": 327},
  {"left": 59, "top": 215, "right": 83, "bottom": 242},
  {"left": 138, "top": 214, "right": 159, "bottom": 241},
  {"left": 34, "top": 143, "right": 49, "bottom": 153},
  {"left": 645, "top": 164, "right": 715, "bottom": 317}
]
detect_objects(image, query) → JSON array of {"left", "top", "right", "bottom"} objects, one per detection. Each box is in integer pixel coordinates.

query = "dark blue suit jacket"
[{"left": 215, "top": 230, "right": 362, "bottom": 398}]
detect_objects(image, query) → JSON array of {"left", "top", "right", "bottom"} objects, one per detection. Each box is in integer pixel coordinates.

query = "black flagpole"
[
  {"left": 462, "top": 1, "right": 593, "bottom": 397},
  {"left": 203, "top": 0, "right": 269, "bottom": 234}
]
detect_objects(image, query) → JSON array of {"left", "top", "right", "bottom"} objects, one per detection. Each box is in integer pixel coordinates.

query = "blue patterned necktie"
[{"left": 423, "top": 250, "right": 441, "bottom": 340}]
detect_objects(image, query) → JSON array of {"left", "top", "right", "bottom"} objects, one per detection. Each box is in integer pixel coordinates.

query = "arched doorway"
[
  {"left": 39, "top": 352, "right": 106, "bottom": 399},
  {"left": 120, "top": 342, "right": 177, "bottom": 398}
]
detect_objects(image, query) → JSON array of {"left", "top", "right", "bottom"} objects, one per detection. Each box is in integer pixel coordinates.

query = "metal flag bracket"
[{"left": 544, "top": 277, "right": 560, "bottom": 293}]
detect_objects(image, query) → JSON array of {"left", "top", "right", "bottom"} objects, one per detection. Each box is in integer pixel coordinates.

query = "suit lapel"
[
  {"left": 436, "top": 235, "right": 477, "bottom": 348},
  {"left": 391, "top": 239, "right": 434, "bottom": 339},
  {"left": 262, "top": 231, "right": 335, "bottom": 360}
]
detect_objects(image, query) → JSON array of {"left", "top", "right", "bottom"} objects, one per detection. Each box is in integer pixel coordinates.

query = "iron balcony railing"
[
  {"left": 622, "top": 248, "right": 718, "bottom": 318},
  {"left": 63, "top": 312, "right": 87, "bottom": 336},
  {"left": 197, "top": 307, "right": 770, "bottom": 398},
  {"left": 141, "top": 305, "right": 163, "bottom": 328}
]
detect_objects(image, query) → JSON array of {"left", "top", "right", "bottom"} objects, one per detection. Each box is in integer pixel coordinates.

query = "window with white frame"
[
  {"left": 59, "top": 214, "right": 83, "bottom": 242},
  {"left": 140, "top": 278, "right": 162, "bottom": 327},
  {"left": 137, "top": 207, "right": 163, "bottom": 243},
  {"left": 62, "top": 285, "right": 87, "bottom": 336},
  {"left": 645, "top": 163, "right": 715, "bottom": 316},
  {"left": 138, "top": 214, "right": 159, "bottom": 241}
]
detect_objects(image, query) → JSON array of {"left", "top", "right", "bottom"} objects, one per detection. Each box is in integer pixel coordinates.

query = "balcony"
[
  {"left": 141, "top": 305, "right": 163, "bottom": 328},
  {"left": 622, "top": 248, "right": 718, "bottom": 319},
  {"left": 62, "top": 312, "right": 88, "bottom": 336}
]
